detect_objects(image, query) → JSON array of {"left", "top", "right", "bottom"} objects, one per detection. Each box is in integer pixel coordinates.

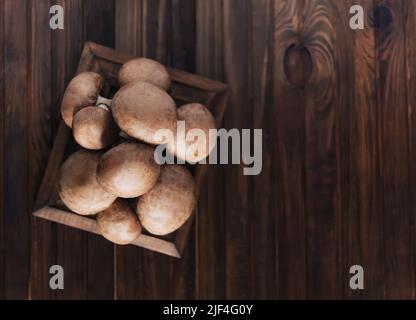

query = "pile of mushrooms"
[{"left": 58, "top": 58, "right": 216, "bottom": 245}]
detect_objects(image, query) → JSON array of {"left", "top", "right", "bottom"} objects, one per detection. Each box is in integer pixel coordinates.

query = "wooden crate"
[{"left": 32, "top": 42, "right": 229, "bottom": 258}]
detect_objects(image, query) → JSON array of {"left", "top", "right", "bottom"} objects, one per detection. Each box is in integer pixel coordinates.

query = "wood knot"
[
  {"left": 283, "top": 44, "right": 313, "bottom": 88},
  {"left": 372, "top": 4, "right": 393, "bottom": 29}
]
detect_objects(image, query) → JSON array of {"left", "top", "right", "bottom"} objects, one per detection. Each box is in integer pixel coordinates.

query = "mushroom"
[
  {"left": 111, "top": 81, "right": 177, "bottom": 145},
  {"left": 72, "top": 106, "right": 119, "bottom": 150},
  {"left": 97, "top": 142, "right": 161, "bottom": 198},
  {"left": 136, "top": 165, "right": 195, "bottom": 236},
  {"left": 96, "top": 199, "right": 142, "bottom": 245},
  {"left": 61, "top": 71, "right": 109, "bottom": 127},
  {"left": 167, "top": 103, "right": 217, "bottom": 164},
  {"left": 58, "top": 150, "right": 117, "bottom": 215},
  {"left": 118, "top": 58, "right": 171, "bottom": 90}
]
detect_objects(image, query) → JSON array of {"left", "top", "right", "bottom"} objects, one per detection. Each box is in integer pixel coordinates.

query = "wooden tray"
[{"left": 32, "top": 42, "right": 229, "bottom": 258}]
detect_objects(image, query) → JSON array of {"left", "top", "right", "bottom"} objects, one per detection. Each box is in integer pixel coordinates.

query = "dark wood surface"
[{"left": 1, "top": 0, "right": 416, "bottom": 299}]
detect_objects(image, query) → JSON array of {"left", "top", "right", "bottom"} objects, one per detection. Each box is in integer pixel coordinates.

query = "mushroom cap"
[
  {"left": 111, "top": 81, "right": 177, "bottom": 145},
  {"left": 61, "top": 71, "right": 103, "bottom": 127},
  {"left": 58, "top": 150, "right": 117, "bottom": 215},
  {"left": 118, "top": 58, "right": 171, "bottom": 90},
  {"left": 167, "top": 103, "right": 217, "bottom": 163},
  {"left": 136, "top": 165, "right": 195, "bottom": 236},
  {"left": 96, "top": 199, "right": 142, "bottom": 245},
  {"left": 97, "top": 142, "right": 161, "bottom": 198},
  {"left": 72, "top": 106, "right": 119, "bottom": 150}
]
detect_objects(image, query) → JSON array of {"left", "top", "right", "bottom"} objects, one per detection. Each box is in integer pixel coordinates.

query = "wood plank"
[
  {"left": 170, "top": 0, "right": 195, "bottom": 70},
  {"left": 302, "top": 0, "right": 341, "bottom": 299},
  {"left": 115, "top": 0, "right": 197, "bottom": 299},
  {"left": 3, "top": 0, "right": 29, "bottom": 299},
  {"left": 52, "top": 0, "right": 87, "bottom": 300},
  {"left": 115, "top": 1, "right": 171, "bottom": 299},
  {"left": 0, "top": 0, "right": 4, "bottom": 300},
  {"left": 115, "top": 0, "right": 142, "bottom": 56},
  {"left": 330, "top": 0, "right": 370, "bottom": 299},
  {"left": 168, "top": 0, "right": 196, "bottom": 300},
  {"left": 405, "top": 0, "right": 416, "bottom": 301},
  {"left": 274, "top": 0, "right": 307, "bottom": 299},
  {"left": 30, "top": 0, "right": 116, "bottom": 300},
  {"left": 195, "top": 0, "right": 226, "bottom": 299},
  {"left": 115, "top": 3, "right": 150, "bottom": 297},
  {"left": 141, "top": 0, "right": 169, "bottom": 62},
  {"left": 83, "top": 0, "right": 115, "bottom": 300},
  {"left": 114, "top": 1, "right": 147, "bottom": 294},
  {"left": 222, "top": 0, "right": 251, "bottom": 299},
  {"left": 250, "top": 0, "right": 277, "bottom": 299},
  {"left": 84, "top": 0, "right": 115, "bottom": 46},
  {"left": 376, "top": 0, "right": 413, "bottom": 298},
  {"left": 28, "top": 0, "right": 54, "bottom": 300},
  {"left": 339, "top": 0, "right": 385, "bottom": 299}
]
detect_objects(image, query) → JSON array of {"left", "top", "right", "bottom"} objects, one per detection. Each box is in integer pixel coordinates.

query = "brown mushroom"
[
  {"left": 97, "top": 142, "right": 161, "bottom": 198},
  {"left": 61, "top": 71, "right": 106, "bottom": 127},
  {"left": 136, "top": 165, "right": 195, "bottom": 236},
  {"left": 167, "top": 103, "right": 217, "bottom": 164},
  {"left": 58, "top": 150, "right": 117, "bottom": 215},
  {"left": 111, "top": 81, "right": 177, "bottom": 145},
  {"left": 96, "top": 199, "right": 142, "bottom": 245},
  {"left": 118, "top": 58, "right": 171, "bottom": 90},
  {"left": 72, "top": 106, "right": 119, "bottom": 150}
]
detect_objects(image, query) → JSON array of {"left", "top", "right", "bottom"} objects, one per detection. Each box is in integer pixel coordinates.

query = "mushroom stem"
[
  {"left": 119, "top": 131, "right": 131, "bottom": 139},
  {"left": 96, "top": 95, "right": 112, "bottom": 109},
  {"left": 96, "top": 96, "right": 130, "bottom": 140}
]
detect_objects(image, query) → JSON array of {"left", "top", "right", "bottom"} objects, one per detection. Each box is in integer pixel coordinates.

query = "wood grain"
[
  {"left": 115, "top": 1, "right": 155, "bottom": 299},
  {"left": 115, "top": 0, "right": 197, "bottom": 300},
  {"left": 222, "top": 0, "right": 252, "bottom": 299},
  {"left": 115, "top": 1, "right": 171, "bottom": 298},
  {"left": 84, "top": 0, "right": 115, "bottom": 46},
  {"left": 83, "top": 0, "right": 116, "bottom": 300},
  {"left": 302, "top": 0, "right": 341, "bottom": 299},
  {"left": 3, "top": 0, "right": 416, "bottom": 299},
  {"left": 405, "top": 0, "right": 416, "bottom": 301},
  {"left": 115, "top": 0, "right": 142, "bottom": 56},
  {"left": 250, "top": 0, "right": 277, "bottom": 299},
  {"left": 28, "top": 0, "right": 54, "bottom": 300},
  {"left": 376, "top": 0, "right": 414, "bottom": 299},
  {"left": 53, "top": 0, "right": 87, "bottom": 300},
  {"left": 195, "top": 0, "right": 226, "bottom": 300},
  {"left": 0, "top": 0, "right": 5, "bottom": 300},
  {"left": 274, "top": 0, "right": 307, "bottom": 299},
  {"left": 3, "top": 0, "right": 29, "bottom": 299},
  {"left": 168, "top": 0, "right": 197, "bottom": 300},
  {"left": 342, "top": 0, "right": 385, "bottom": 299}
]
